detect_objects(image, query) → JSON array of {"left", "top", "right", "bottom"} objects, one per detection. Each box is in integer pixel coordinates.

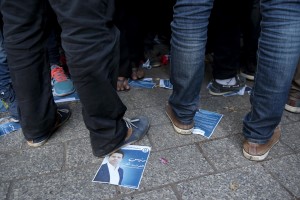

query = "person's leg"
[
  {"left": 240, "top": 0, "right": 261, "bottom": 81},
  {"left": 211, "top": 0, "right": 241, "bottom": 80},
  {"left": 114, "top": 0, "right": 131, "bottom": 91},
  {"left": 47, "top": 28, "right": 75, "bottom": 96},
  {"left": 0, "top": 25, "right": 19, "bottom": 121},
  {"left": 243, "top": 0, "right": 300, "bottom": 160},
  {"left": 49, "top": 0, "right": 148, "bottom": 157},
  {"left": 167, "top": 0, "right": 214, "bottom": 133},
  {"left": 285, "top": 59, "right": 300, "bottom": 113},
  {"left": 1, "top": 0, "right": 58, "bottom": 139},
  {"left": 207, "top": 0, "right": 246, "bottom": 95}
]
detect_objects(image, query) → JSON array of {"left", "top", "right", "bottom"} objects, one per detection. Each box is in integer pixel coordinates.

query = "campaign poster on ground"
[
  {"left": 93, "top": 145, "right": 151, "bottom": 189},
  {"left": 193, "top": 109, "right": 223, "bottom": 138}
]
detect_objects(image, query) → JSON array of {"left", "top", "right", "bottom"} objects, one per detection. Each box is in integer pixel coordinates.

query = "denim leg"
[
  {"left": 243, "top": 0, "right": 300, "bottom": 143},
  {"left": 169, "top": 0, "right": 214, "bottom": 124},
  {"left": 0, "top": 28, "right": 11, "bottom": 89}
]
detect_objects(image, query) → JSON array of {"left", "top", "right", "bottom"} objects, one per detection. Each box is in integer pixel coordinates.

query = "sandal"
[
  {"left": 131, "top": 67, "right": 145, "bottom": 80},
  {"left": 117, "top": 77, "right": 130, "bottom": 92}
]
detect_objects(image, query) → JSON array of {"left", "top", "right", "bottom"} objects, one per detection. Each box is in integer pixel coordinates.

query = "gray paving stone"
[
  {"left": 127, "top": 105, "right": 168, "bottom": 126},
  {"left": 65, "top": 137, "right": 102, "bottom": 169},
  {"left": 148, "top": 124, "right": 206, "bottom": 151},
  {"left": 125, "top": 87, "right": 171, "bottom": 110},
  {"left": 200, "top": 95, "right": 250, "bottom": 112},
  {"left": 122, "top": 187, "right": 178, "bottom": 200},
  {"left": 281, "top": 123, "right": 300, "bottom": 152},
  {"left": 227, "top": 95, "right": 251, "bottom": 110},
  {"left": 200, "top": 135, "right": 253, "bottom": 171},
  {"left": 263, "top": 153, "right": 300, "bottom": 198},
  {"left": 137, "top": 145, "right": 214, "bottom": 190},
  {"left": 0, "top": 129, "right": 23, "bottom": 153},
  {"left": 119, "top": 91, "right": 137, "bottom": 111},
  {"left": 7, "top": 166, "right": 117, "bottom": 200},
  {"left": 176, "top": 165, "right": 292, "bottom": 200},
  {"left": 281, "top": 110, "right": 300, "bottom": 124},
  {"left": 213, "top": 111, "right": 245, "bottom": 135},
  {"left": 130, "top": 135, "right": 152, "bottom": 147},
  {"left": 0, "top": 182, "right": 9, "bottom": 200},
  {"left": 200, "top": 97, "right": 247, "bottom": 136},
  {"left": 201, "top": 134, "right": 294, "bottom": 171},
  {"left": 0, "top": 144, "right": 64, "bottom": 181}
]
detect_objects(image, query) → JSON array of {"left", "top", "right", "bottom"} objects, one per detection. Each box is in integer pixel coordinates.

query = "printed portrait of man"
[{"left": 94, "top": 150, "right": 124, "bottom": 185}]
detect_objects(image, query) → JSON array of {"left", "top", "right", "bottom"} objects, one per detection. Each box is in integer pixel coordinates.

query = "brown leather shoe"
[
  {"left": 165, "top": 104, "right": 194, "bottom": 134},
  {"left": 243, "top": 126, "right": 281, "bottom": 161}
]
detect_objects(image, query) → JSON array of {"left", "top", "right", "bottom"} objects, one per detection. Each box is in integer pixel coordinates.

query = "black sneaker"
[
  {"left": 27, "top": 105, "right": 71, "bottom": 147},
  {"left": 99, "top": 116, "right": 150, "bottom": 157},
  {"left": 208, "top": 74, "right": 246, "bottom": 96}
]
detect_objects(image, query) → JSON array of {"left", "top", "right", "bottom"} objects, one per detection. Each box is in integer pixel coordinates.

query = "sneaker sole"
[
  {"left": 242, "top": 139, "right": 279, "bottom": 161},
  {"left": 27, "top": 136, "right": 51, "bottom": 147},
  {"left": 240, "top": 72, "right": 254, "bottom": 81},
  {"left": 53, "top": 88, "right": 76, "bottom": 97},
  {"left": 284, "top": 104, "right": 300, "bottom": 113},
  {"left": 165, "top": 111, "right": 193, "bottom": 135},
  {"left": 208, "top": 89, "right": 231, "bottom": 96}
]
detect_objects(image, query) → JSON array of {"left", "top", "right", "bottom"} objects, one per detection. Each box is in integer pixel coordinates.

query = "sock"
[{"left": 215, "top": 77, "right": 237, "bottom": 86}]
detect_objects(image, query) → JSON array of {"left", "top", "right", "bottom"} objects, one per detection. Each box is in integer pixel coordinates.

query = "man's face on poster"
[{"left": 108, "top": 152, "right": 123, "bottom": 167}]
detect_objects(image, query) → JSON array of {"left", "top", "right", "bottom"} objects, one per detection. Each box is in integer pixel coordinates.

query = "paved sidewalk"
[{"left": 0, "top": 59, "right": 299, "bottom": 200}]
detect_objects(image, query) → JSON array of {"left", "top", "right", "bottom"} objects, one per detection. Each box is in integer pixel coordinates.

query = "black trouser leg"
[
  {"left": 49, "top": 0, "right": 128, "bottom": 156},
  {"left": 2, "top": 0, "right": 128, "bottom": 156},
  {"left": 2, "top": 0, "right": 57, "bottom": 140},
  {"left": 210, "top": 0, "right": 242, "bottom": 79}
]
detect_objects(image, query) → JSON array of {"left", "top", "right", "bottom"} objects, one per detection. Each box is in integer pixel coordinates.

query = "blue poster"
[
  {"left": 128, "top": 78, "right": 156, "bottom": 89},
  {"left": 93, "top": 145, "right": 151, "bottom": 189},
  {"left": 193, "top": 109, "right": 223, "bottom": 138},
  {"left": 0, "top": 120, "right": 21, "bottom": 136},
  {"left": 53, "top": 92, "right": 80, "bottom": 103}
]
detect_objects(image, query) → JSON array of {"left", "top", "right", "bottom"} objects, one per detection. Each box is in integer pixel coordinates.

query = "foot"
[
  {"left": 131, "top": 67, "right": 145, "bottom": 80},
  {"left": 27, "top": 105, "right": 71, "bottom": 147},
  {"left": 243, "top": 126, "right": 281, "bottom": 161},
  {"left": 165, "top": 104, "right": 194, "bottom": 134},
  {"left": 117, "top": 77, "right": 130, "bottom": 91},
  {"left": 51, "top": 65, "right": 75, "bottom": 96},
  {"left": 285, "top": 92, "right": 300, "bottom": 113},
  {"left": 99, "top": 116, "right": 150, "bottom": 157}
]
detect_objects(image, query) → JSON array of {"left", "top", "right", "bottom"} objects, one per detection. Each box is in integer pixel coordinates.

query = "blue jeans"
[
  {"left": 169, "top": 0, "right": 300, "bottom": 143},
  {"left": 243, "top": 0, "right": 300, "bottom": 143},
  {"left": 169, "top": 0, "right": 214, "bottom": 124},
  {"left": 0, "top": 28, "right": 11, "bottom": 89}
]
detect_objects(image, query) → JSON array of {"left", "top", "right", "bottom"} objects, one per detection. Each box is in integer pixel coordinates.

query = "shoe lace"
[
  {"left": 123, "top": 117, "right": 139, "bottom": 128},
  {"left": 51, "top": 66, "right": 68, "bottom": 82}
]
